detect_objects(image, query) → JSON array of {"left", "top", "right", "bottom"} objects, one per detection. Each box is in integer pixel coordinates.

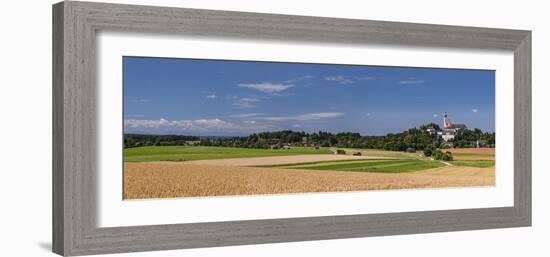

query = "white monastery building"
[{"left": 426, "top": 112, "right": 467, "bottom": 141}]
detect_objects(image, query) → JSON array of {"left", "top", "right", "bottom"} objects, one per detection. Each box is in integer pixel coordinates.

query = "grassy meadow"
[
  {"left": 124, "top": 145, "right": 495, "bottom": 170},
  {"left": 266, "top": 159, "right": 446, "bottom": 173},
  {"left": 124, "top": 145, "right": 332, "bottom": 162},
  {"left": 451, "top": 160, "right": 495, "bottom": 168},
  {"left": 340, "top": 148, "right": 420, "bottom": 159}
]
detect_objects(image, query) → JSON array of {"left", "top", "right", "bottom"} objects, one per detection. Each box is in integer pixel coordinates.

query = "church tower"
[{"left": 443, "top": 112, "right": 453, "bottom": 129}]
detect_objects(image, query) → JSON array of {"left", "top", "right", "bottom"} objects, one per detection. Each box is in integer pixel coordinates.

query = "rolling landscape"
[
  {"left": 123, "top": 133, "right": 495, "bottom": 199},
  {"left": 123, "top": 56, "right": 496, "bottom": 199}
]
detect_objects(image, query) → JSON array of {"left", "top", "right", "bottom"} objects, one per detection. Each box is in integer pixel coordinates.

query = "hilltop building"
[{"left": 427, "top": 112, "right": 467, "bottom": 142}]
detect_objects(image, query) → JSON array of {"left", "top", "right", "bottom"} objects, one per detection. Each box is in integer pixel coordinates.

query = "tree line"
[
  {"left": 124, "top": 134, "right": 200, "bottom": 148},
  {"left": 124, "top": 123, "right": 495, "bottom": 151}
]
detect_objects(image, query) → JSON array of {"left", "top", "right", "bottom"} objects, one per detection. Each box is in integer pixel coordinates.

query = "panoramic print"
[{"left": 123, "top": 57, "right": 496, "bottom": 200}]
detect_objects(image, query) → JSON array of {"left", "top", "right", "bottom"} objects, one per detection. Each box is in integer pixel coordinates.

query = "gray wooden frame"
[{"left": 52, "top": 1, "right": 531, "bottom": 256}]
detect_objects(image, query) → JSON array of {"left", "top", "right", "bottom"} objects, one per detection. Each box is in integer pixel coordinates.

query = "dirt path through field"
[
  {"left": 169, "top": 154, "right": 392, "bottom": 167},
  {"left": 124, "top": 162, "right": 495, "bottom": 199}
]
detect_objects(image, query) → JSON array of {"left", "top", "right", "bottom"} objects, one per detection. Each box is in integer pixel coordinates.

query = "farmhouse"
[{"left": 427, "top": 112, "right": 467, "bottom": 142}]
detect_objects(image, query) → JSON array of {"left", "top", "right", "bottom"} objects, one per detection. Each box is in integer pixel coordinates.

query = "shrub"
[
  {"left": 336, "top": 149, "right": 346, "bottom": 155},
  {"left": 423, "top": 146, "right": 434, "bottom": 157},
  {"left": 443, "top": 151, "right": 454, "bottom": 161},
  {"left": 432, "top": 150, "right": 443, "bottom": 160},
  {"left": 432, "top": 149, "right": 453, "bottom": 161}
]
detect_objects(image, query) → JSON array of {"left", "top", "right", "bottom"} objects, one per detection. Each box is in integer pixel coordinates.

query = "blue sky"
[{"left": 123, "top": 57, "right": 495, "bottom": 136}]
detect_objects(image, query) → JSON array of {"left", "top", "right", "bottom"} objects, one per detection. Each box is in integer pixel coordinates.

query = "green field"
[
  {"left": 450, "top": 160, "right": 495, "bottom": 168},
  {"left": 124, "top": 146, "right": 495, "bottom": 172},
  {"left": 271, "top": 159, "right": 446, "bottom": 173},
  {"left": 341, "top": 148, "right": 419, "bottom": 159},
  {"left": 124, "top": 146, "right": 332, "bottom": 162}
]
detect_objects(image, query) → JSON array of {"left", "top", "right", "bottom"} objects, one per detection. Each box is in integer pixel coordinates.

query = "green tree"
[{"left": 423, "top": 145, "right": 434, "bottom": 157}]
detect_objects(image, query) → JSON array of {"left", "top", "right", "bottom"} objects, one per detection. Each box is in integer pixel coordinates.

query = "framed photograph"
[{"left": 52, "top": 1, "right": 531, "bottom": 256}]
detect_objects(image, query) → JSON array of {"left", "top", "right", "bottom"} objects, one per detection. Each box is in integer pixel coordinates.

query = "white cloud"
[
  {"left": 366, "top": 113, "right": 371, "bottom": 117},
  {"left": 292, "top": 124, "right": 302, "bottom": 128},
  {"left": 472, "top": 108, "right": 479, "bottom": 113},
  {"left": 131, "top": 99, "right": 151, "bottom": 103},
  {"left": 240, "top": 97, "right": 260, "bottom": 102},
  {"left": 238, "top": 82, "right": 294, "bottom": 93},
  {"left": 433, "top": 114, "right": 439, "bottom": 118},
  {"left": 125, "top": 118, "right": 275, "bottom": 134},
  {"left": 325, "top": 75, "right": 354, "bottom": 84},
  {"left": 125, "top": 118, "right": 171, "bottom": 129},
  {"left": 399, "top": 79, "right": 425, "bottom": 85},
  {"left": 260, "top": 112, "right": 344, "bottom": 121},
  {"left": 206, "top": 94, "right": 218, "bottom": 99},
  {"left": 325, "top": 75, "right": 344, "bottom": 81},
  {"left": 193, "top": 118, "right": 237, "bottom": 129},
  {"left": 271, "top": 92, "right": 293, "bottom": 97},
  {"left": 231, "top": 97, "right": 261, "bottom": 109},
  {"left": 125, "top": 118, "right": 238, "bottom": 131},
  {"left": 284, "top": 75, "right": 315, "bottom": 83},
  {"left": 230, "top": 113, "right": 265, "bottom": 118}
]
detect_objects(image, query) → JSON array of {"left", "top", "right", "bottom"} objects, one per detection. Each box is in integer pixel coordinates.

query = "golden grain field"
[
  {"left": 444, "top": 147, "right": 495, "bottom": 160},
  {"left": 445, "top": 148, "right": 495, "bottom": 155},
  {"left": 124, "top": 162, "right": 495, "bottom": 199}
]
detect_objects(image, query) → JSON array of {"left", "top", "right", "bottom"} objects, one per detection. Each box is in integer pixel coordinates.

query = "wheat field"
[
  {"left": 124, "top": 162, "right": 495, "bottom": 199},
  {"left": 445, "top": 148, "right": 496, "bottom": 161}
]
